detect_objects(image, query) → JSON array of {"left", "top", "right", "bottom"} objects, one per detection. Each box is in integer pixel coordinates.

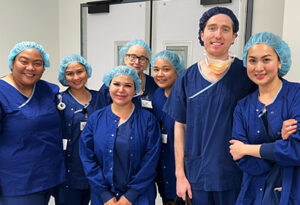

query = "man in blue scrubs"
[{"left": 163, "top": 7, "right": 255, "bottom": 205}]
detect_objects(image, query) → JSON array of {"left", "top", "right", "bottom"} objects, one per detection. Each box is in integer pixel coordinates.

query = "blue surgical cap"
[
  {"left": 151, "top": 50, "right": 185, "bottom": 75},
  {"left": 198, "top": 7, "right": 239, "bottom": 46},
  {"left": 119, "top": 40, "right": 152, "bottom": 64},
  {"left": 243, "top": 32, "right": 292, "bottom": 77},
  {"left": 8, "top": 41, "right": 50, "bottom": 70},
  {"left": 103, "top": 65, "right": 141, "bottom": 93},
  {"left": 58, "top": 54, "right": 92, "bottom": 86}
]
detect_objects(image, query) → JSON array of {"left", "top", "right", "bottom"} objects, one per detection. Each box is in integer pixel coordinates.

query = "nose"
[
  {"left": 26, "top": 63, "right": 35, "bottom": 71},
  {"left": 255, "top": 61, "right": 265, "bottom": 72},
  {"left": 157, "top": 70, "right": 164, "bottom": 76},
  {"left": 215, "top": 28, "right": 222, "bottom": 38}
]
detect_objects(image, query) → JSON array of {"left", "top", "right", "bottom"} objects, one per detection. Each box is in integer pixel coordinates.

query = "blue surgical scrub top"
[
  {"left": 232, "top": 79, "right": 300, "bottom": 205},
  {"left": 97, "top": 74, "right": 157, "bottom": 108},
  {"left": 152, "top": 88, "right": 176, "bottom": 202},
  {"left": 163, "top": 59, "right": 255, "bottom": 191},
  {"left": 79, "top": 104, "right": 161, "bottom": 205},
  {"left": 0, "top": 79, "right": 66, "bottom": 196},
  {"left": 59, "top": 89, "right": 101, "bottom": 190}
]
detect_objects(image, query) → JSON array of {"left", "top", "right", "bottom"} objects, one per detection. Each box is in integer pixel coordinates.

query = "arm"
[
  {"left": 174, "top": 121, "right": 192, "bottom": 200},
  {"left": 79, "top": 114, "right": 115, "bottom": 203},
  {"left": 231, "top": 102, "right": 273, "bottom": 176}
]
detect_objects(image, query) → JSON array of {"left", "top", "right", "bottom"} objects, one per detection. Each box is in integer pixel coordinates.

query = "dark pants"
[
  {"left": 52, "top": 185, "right": 90, "bottom": 205},
  {"left": 191, "top": 189, "right": 240, "bottom": 205},
  {"left": 0, "top": 189, "right": 51, "bottom": 205}
]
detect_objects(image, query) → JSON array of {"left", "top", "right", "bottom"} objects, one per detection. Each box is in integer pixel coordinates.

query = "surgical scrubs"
[
  {"left": 152, "top": 88, "right": 176, "bottom": 202},
  {"left": 0, "top": 80, "right": 65, "bottom": 202},
  {"left": 97, "top": 74, "right": 157, "bottom": 108},
  {"left": 163, "top": 59, "right": 255, "bottom": 204},
  {"left": 232, "top": 79, "right": 300, "bottom": 205},
  {"left": 80, "top": 104, "right": 161, "bottom": 205},
  {"left": 53, "top": 89, "right": 101, "bottom": 205}
]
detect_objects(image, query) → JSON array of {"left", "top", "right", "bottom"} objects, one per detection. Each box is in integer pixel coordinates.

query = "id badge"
[
  {"left": 80, "top": 121, "right": 87, "bottom": 131},
  {"left": 162, "top": 134, "right": 168, "bottom": 144},
  {"left": 141, "top": 99, "right": 153, "bottom": 109},
  {"left": 62, "top": 139, "right": 68, "bottom": 150}
]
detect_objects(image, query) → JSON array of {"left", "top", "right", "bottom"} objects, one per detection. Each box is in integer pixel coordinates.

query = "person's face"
[
  {"left": 11, "top": 49, "right": 44, "bottom": 88},
  {"left": 65, "top": 62, "right": 88, "bottom": 90},
  {"left": 109, "top": 75, "right": 136, "bottom": 106},
  {"left": 153, "top": 59, "right": 178, "bottom": 90},
  {"left": 124, "top": 45, "right": 149, "bottom": 74},
  {"left": 201, "top": 14, "right": 237, "bottom": 59},
  {"left": 246, "top": 43, "right": 281, "bottom": 88}
]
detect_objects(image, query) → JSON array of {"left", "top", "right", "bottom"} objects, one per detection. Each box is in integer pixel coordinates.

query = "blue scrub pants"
[
  {"left": 191, "top": 189, "right": 240, "bottom": 205},
  {"left": 52, "top": 185, "right": 90, "bottom": 205},
  {"left": 0, "top": 189, "right": 51, "bottom": 205}
]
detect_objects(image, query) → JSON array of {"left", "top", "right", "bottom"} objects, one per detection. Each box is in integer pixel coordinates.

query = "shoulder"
[{"left": 37, "top": 80, "right": 59, "bottom": 94}]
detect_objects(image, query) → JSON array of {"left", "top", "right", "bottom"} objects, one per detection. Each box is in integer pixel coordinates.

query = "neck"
[
  {"left": 69, "top": 87, "right": 90, "bottom": 104},
  {"left": 164, "top": 87, "right": 172, "bottom": 97},
  {"left": 258, "top": 78, "right": 282, "bottom": 106},
  {"left": 111, "top": 102, "right": 134, "bottom": 122},
  {"left": 5, "top": 74, "right": 34, "bottom": 97},
  {"left": 200, "top": 60, "right": 225, "bottom": 82}
]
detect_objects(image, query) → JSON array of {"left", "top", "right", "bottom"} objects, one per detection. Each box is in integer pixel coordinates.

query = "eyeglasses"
[{"left": 125, "top": 54, "right": 149, "bottom": 64}]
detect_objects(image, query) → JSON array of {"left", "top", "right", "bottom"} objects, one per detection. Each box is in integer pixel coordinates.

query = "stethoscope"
[{"left": 57, "top": 94, "right": 66, "bottom": 111}]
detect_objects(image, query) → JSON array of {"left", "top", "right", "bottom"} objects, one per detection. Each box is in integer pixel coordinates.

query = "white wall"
[
  {"left": 0, "top": 0, "right": 59, "bottom": 83},
  {"left": 282, "top": 0, "right": 300, "bottom": 83}
]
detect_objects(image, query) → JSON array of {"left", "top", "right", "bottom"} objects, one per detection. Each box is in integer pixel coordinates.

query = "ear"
[{"left": 232, "top": 33, "right": 238, "bottom": 45}]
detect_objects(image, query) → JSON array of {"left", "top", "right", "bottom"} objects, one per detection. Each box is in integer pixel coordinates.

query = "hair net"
[
  {"left": 243, "top": 32, "right": 292, "bottom": 77},
  {"left": 198, "top": 7, "right": 239, "bottom": 46},
  {"left": 151, "top": 50, "right": 185, "bottom": 75},
  {"left": 8, "top": 41, "right": 50, "bottom": 70},
  {"left": 119, "top": 39, "right": 152, "bottom": 64},
  {"left": 58, "top": 54, "right": 92, "bottom": 86},
  {"left": 103, "top": 65, "right": 142, "bottom": 93}
]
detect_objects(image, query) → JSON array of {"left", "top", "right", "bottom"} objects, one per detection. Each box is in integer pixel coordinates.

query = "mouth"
[
  {"left": 255, "top": 73, "right": 266, "bottom": 80},
  {"left": 211, "top": 42, "right": 223, "bottom": 46},
  {"left": 24, "top": 73, "right": 35, "bottom": 77}
]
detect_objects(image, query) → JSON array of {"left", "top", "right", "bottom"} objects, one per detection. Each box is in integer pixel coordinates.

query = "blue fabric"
[
  {"left": 97, "top": 74, "right": 157, "bottom": 108},
  {"left": 163, "top": 58, "right": 255, "bottom": 193},
  {"left": 0, "top": 80, "right": 65, "bottom": 196},
  {"left": 232, "top": 79, "right": 300, "bottom": 205},
  {"left": 0, "top": 189, "right": 52, "bottom": 205},
  {"left": 152, "top": 88, "right": 177, "bottom": 202},
  {"left": 52, "top": 186, "right": 91, "bottom": 205},
  {"left": 113, "top": 118, "right": 131, "bottom": 196},
  {"left": 59, "top": 89, "right": 101, "bottom": 189},
  {"left": 79, "top": 104, "right": 161, "bottom": 204}
]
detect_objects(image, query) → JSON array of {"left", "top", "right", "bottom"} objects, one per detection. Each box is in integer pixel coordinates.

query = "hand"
[
  {"left": 229, "top": 139, "right": 246, "bottom": 161},
  {"left": 104, "top": 197, "right": 117, "bottom": 205},
  {"left": 281, "top": 119, "right": 297, "bottom": 140},
  {"left": 176, "top": 174, "right": 192, "bottom": 200},
  {"left": 116, "top": 196, "right": 132, "bottom": 205}
]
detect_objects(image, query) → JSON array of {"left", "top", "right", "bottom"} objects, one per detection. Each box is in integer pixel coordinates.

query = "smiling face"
[
  {"left": 11, "top": 49, "right": 44, "bottom": 89},
  {"left": 65, "top": 62, "right": 88, "bottom": 90},
  {"left": 109, "top": 75, "right": 136, "bottom": 107},
  {"left": 201, "top": 14, "right": 237, "bottom": 60},
  {"left": 246, "top": 43, "right": 281, "bottom": 88},
  {"left": 153, "top": 59, "right": 178, "bottom": 92},
  {"left": 124, "top": 45, "right": 149, "bottom": 74}
]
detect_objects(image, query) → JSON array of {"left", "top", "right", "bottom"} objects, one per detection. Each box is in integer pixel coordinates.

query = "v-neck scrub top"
[
  {"left": 0, "top": 80, "right": 65, "bottom": 196},
  {"left": 163, "top": 59, "right": 255, "bottom": 191}
]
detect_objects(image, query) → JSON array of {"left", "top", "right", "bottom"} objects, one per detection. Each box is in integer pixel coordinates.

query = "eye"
[
  {"left": 112, "top": 82, "right": 120, "bottom": 86},
  {"left": 263, "top": 58, "right": 271, "bottom": 63},
  {"left": 153, "top": 68, "right": 159, "bottom": 72},
  {"left": 125, "top": 84, "right": 133, "bottom": 88},
  {"left": 65, "top": 72, "right": 74, "bottom": 77},
  {"left": 20, "top": 60, "right": 28, "bottom": 65},
  {"left": 207, "top": 25, "right": 217, "bottom": 31},
  {"left": 248, "top": 58, "right": 256, "bottom": 64},
  {"left": 33, "top": 61, "right": 43, "bottom": 67}
]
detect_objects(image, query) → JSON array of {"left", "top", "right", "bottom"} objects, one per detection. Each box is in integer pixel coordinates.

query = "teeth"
[
  {"left": 24, "top": 73, "right": 34, "bottom": 77},
  {"left": 212, "top": 42, "right": 222, "bottom": 45}
]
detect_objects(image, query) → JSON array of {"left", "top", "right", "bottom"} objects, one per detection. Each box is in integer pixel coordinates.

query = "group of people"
[{"left": 0, "top": 5, "right": 299, "bottom": 205}]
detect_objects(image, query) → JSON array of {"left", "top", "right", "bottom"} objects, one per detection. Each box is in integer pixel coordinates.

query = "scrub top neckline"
[
  {"left": 0, "top": 78, "right": 36, "bottom": 99},
  {"left": 68, "top": 88, "right": 92, "bottom": 107},
  {"left": 109, "top": 104, "right": 135, "bottom": 127},
  {"left": 197, "top": 60, "right": 231, "bottom": 84}
]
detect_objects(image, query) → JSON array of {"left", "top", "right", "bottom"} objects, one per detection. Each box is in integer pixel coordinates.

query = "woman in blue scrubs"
[
  {"left": 80, "top": 65, "right": 161, "bottom": 205},
  {"left": 0, "top": 41, "right": 65, "bottom": 205},
  {"left": 151, "top": 50, "right": 185, "bottom": 205},
  {"left": 53, "top": 54, "right": 102, "bottom": 205},
  {"left": 98, "top": 40, "right": 157, "bottom": 109},
  {"left": 230, "top": 32, "right": 300, "bottom": 204}
]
